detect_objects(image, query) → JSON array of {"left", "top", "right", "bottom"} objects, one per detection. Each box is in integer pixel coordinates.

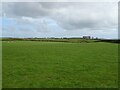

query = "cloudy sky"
[{"left": 1, "top": 2, "right": 118, "bottom": 39}]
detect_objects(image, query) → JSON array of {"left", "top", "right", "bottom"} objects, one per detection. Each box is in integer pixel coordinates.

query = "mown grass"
[{"left": 2, "top": 41, "right": 118, "bottom": 88}]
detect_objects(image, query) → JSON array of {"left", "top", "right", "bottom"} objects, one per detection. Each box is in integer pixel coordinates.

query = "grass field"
[
  {"left": 0, "top": 41, "right": 2, "bottom": 89},
  {"left": 2, "top": 41, "right": 118, "bottom": 88}
]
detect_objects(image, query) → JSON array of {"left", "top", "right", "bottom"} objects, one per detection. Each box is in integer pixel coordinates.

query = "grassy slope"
[{"left": 2, "top": 41, "right": 118, "bottom": 88}]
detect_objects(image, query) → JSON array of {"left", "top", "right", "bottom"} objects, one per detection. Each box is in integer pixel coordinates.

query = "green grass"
[
  {"left": 0, "top": 41, "right": 2, "bottom": 89},
  {"left": 2, "top": 41, "right": 118, "bottom": 88}
]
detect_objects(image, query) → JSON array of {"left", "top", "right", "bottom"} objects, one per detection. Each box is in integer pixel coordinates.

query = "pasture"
[{"left": 2, "top": 41, "right": 118, "bottom": 88}]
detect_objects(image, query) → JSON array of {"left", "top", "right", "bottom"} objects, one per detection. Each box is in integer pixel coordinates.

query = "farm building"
[{"left": 83, "top": 36, "right": 91, "bottom": 39}]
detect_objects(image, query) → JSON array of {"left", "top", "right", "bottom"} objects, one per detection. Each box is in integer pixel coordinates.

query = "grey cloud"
[
  {"left": 2, "top": 2, "right": 118, "bottom": 32},
  {"left": 3, "top": 2, "right": 51, "bottom": 17}
]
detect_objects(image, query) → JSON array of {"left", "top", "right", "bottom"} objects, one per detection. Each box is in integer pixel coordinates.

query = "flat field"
[{"left": 2, "top": 41, "right": 118, "bottom": 88}]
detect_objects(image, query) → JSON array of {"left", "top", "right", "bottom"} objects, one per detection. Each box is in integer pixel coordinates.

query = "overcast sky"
[{"left": 1, "top": 2, "right": 118, "bottom": 39}]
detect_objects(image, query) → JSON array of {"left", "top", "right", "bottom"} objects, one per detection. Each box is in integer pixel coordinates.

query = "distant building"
[
  {"left": 92, "top": 37, "right": 94, "bottom": 39},
  {"left": 83, "top": 36, "right": 91, "bottom": 39},
  {"left": 95, "top": 37, "right": 98, "bottom": 40}
]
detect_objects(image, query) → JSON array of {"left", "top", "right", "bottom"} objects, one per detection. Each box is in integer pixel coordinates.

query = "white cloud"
[{"left": 2, "top": 2, "right": 118, "bottom": 38}]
